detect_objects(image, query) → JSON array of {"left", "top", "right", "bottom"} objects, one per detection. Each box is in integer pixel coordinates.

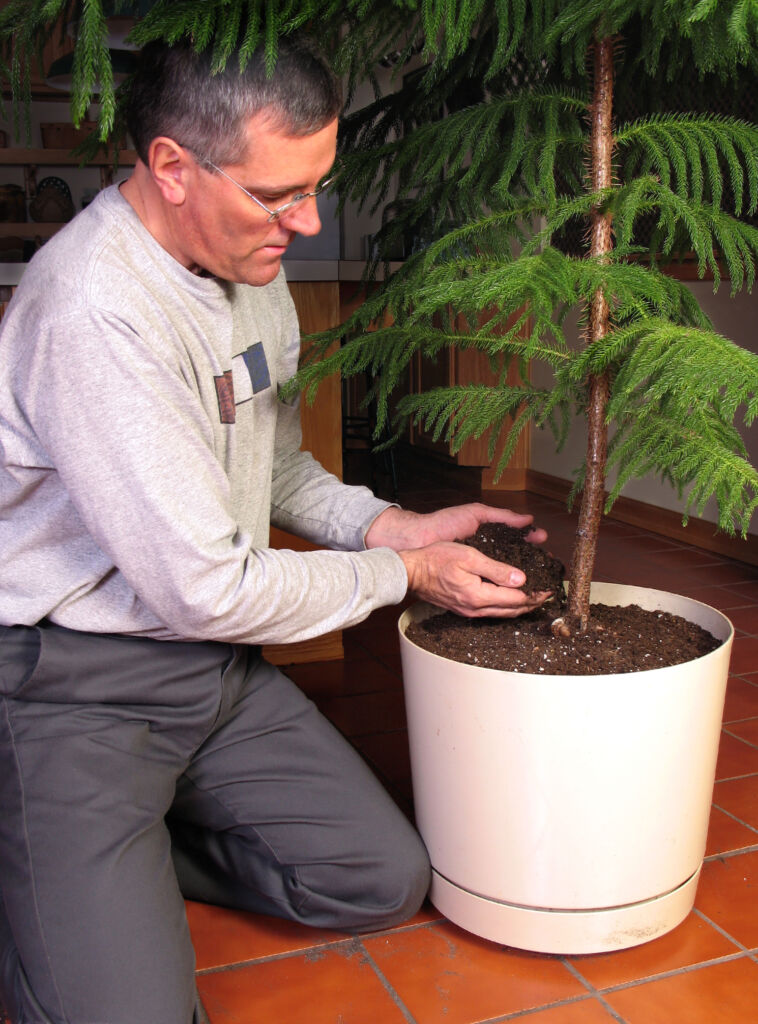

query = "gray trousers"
[{"left": 0, "top": 622, "right": 430, "bottom": 1024}]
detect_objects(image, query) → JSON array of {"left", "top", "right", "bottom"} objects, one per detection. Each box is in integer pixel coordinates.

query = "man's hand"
[
  {"left": 365, "top": 502, "right": 551, "bottom": 619},
  {"left": 398, "top": 541, "right": 551, "bottom": 618},
  {"left": 365, "top": 502, "right": 547, "bottom": 551}
]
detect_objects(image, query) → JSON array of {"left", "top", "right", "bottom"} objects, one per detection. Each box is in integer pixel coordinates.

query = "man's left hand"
[{"left": 365, "top": 503, "right": 547, "bottom": 552}]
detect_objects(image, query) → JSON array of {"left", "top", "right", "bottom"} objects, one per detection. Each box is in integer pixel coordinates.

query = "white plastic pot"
[{"left": 399, "top": 583, "right": 734, "bottom": 954}]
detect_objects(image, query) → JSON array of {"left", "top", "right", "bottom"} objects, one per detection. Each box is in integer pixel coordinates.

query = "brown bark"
[{"left": 564, "top": 35, "right": 615, "bottom": 633}]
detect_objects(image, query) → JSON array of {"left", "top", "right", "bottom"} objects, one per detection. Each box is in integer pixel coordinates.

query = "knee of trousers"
[
  {"left": 346, "top": 823, "right": 432, "bottom": 932},
  {"left": 286, "top": 822, "right": 431, "bottom": 934},
  {"left": 377, "top": 830, "right": 432, "bottom": 928}
]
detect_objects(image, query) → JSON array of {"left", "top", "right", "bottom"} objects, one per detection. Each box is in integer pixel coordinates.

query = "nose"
[{"left": 280, "top": 194, "right": 322, "bottom": 236}]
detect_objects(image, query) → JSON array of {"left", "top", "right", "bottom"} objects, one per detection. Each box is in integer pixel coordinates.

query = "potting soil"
[{"left": 407, "top": 524, "right": 720, "bottom": 674}]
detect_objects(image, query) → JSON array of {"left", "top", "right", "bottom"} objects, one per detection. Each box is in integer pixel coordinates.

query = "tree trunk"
[{"left": 565, "top": 35, "right": 615, "bottom": 633}]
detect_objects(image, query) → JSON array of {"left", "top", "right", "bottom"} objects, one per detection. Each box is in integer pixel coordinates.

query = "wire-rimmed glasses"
[{"left": 192, "top": 153, "right": 336, "bottom": 222}]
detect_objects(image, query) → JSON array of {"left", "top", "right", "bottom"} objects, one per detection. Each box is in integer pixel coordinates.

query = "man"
[{"left": 0, "top": 36, "right": 547, "bottom": 1023}]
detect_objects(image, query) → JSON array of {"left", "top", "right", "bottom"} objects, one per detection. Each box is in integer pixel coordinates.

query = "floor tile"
[
  {"left": 722, "top": 605, "right": 758, "bottom": 635},
  {"left": 647, "top": 548, "right": 725, "bottom": 569},
  {"left": 512, "top": 999, "right": 620, "bottom": 1022},
  {"left": 346, "top": 629, "right": 404, "bottom": 674},
  {"left": 678, "top": 585, "right": 756, "bottom": 612},
  {"left": 314, "top": 689, "right": 408, "bottom": 738},
  {"left": 186, "top": 902, "right": 344, "bottom": 971},
  {"left": 696, "top": 850, "right": 758, "bottom": 947},
  {"left": 383, "top": 901, "right": 446, "bottom": 927},
  {"left": 603, "top": 955, "right": 758, "bottom": 1023},
  {"left": 608, "top": 535, "right": 681, "bottom": 553},
  {"left": 725, "top": 717, "right": 758, "bottom": 747},
  {"left": 712, "top": 774, "right": 758, "bottom": 831},
  {"left": 353, "top": 729, "right": 412, "bottom": 785},
  {"left": 724, "top": 580, "right": 758, "bottom": 603},
  {"left": 705, "top": 805, "right": 758, "bottom": 856},
  {"left": 688, "top": 560, "right": 758, "bottom": 585},
  {"left": 727, "top": 635, "right": 758, "bottom": 675},
  {"left": 566, "top": 912, "right": 738, "bottom": 990},
  {"left": 197, "top": 942, "right": 408, "bottom": 1024},
  {"left": 722, "top": 676, "right": 758, "bottom": 722},
  {"left": 286, "top": 655, "right": 401, "bottom": 699},
  {"left": 715, "top": 730, "right": 758, "bottom": 779},
  {"left": 362, "top": 921, "right": 587, "bottom": 1024},
  {"left": 183, "top": 460, "right": 758, "bottom": 1021}
]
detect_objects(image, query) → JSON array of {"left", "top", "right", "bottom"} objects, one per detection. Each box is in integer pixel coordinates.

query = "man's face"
[{"left": 176, "top": 112, "right": 338, "bottom": 285}]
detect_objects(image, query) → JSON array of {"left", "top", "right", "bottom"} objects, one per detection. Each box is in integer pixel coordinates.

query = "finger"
[
  {"left": 475, "top": 581, "right": 553, "bottom": 608},
  {"left": 471, "top": 507, "right": 549, "bottom": 546},
  {"left": 464, "top": 547, "right": 535, "bottom": 588},
  {"left": 478, "top": 507, "right": 535, "bottom": 528},
  {"left": 524, "top": 527, "right": 548, "bottom": 545},
  {"left": 462, "top": 595, "right": 552, "bottom": 618}
]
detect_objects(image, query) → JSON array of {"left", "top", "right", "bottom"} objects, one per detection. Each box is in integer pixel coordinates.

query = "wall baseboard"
[{"left": 519, "top": 471, "right": 758, "bottom": 568}]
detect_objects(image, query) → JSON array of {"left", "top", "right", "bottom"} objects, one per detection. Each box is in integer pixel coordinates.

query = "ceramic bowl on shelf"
[{"left": 29, "top": 177, "right": 75, "bottom": 223}]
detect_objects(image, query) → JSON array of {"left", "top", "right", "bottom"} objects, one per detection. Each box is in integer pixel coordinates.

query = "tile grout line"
[
  {"left": 564, "top": 943, "right": 756, "bottom": 1003},
  {"left": 194, "top": 919, "right": 442, "bottom": 976},
  {"left": 691, "top": 907, "right": 756, "bottom": 955},
  {"left": 721, "top": 726, "right": 758, "bottom": 750},
  {"left": 355, "top": 940, "right": 418, "bottom": 1024},
  {"left": 707, "top": 798, "right": 758, "bottom": 837},
  {"left": 728, "top": 672, "right": 758, "bottom": 684},
  {"left": 713, "top": 768, "right": 758, "bottom": 783},
  {"left": 703, "top": 835, "right": 758, "bottom": 860},
  {"left": 194, "top": 935, "right": 359, "bottom": 975},
  {"left": 558, "top": 960, "right": 629, "bottom": 1024},
  {"left": 466, "top": 992, "right": 625, "bottom": 1024}
]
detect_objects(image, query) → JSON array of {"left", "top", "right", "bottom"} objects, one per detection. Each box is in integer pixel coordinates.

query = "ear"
[{"left": 148, "top": 137, "right": 191, "bottom": 206}]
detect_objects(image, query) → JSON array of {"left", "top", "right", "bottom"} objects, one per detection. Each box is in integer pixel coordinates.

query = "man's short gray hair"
[{"left": 127, "top": 35, "right": 342, "bottom": 166}]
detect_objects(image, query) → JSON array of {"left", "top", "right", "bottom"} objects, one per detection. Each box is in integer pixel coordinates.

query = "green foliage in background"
[
  {"left": 293, "top": 0, "right": 758, "bottom": 541},
  {"left": 3, "top": 0, "right": 758, "bottom": 547}
]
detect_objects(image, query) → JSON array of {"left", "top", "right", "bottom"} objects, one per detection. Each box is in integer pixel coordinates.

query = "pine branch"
[
  {"left": 616, "top": 113, "right": 758, "bottom": 216},
  {"left": 394, "top": 381, "right": 557, "bottom": 459},
  {"left": 610, "top": 176, "right": 758, "bottom": 290},
  {"left": 606, "top": 406, "right": 758, "bottom": 535},
  {"left": 337, "top": 86, "right": 588, "bottom": 249},
  {"left": 605, "top": 320, "right": 758, "bottom": 425}
]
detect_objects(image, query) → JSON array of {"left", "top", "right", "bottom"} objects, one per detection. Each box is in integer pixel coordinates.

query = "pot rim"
[{"left": 398, "top": 582, "right": 734, "bottom": 682}]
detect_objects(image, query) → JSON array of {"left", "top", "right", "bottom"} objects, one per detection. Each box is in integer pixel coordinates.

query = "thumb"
[{"left": 465, "top": 548, "right": 526, "bottom": 589}]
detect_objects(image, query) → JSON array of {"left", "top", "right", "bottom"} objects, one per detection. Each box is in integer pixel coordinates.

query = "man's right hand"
[{"left": 399, "top": 541, "right": 552, "bottom": 619}]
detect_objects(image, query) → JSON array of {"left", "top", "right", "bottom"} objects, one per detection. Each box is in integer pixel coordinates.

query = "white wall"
[{"left": 529, "top": 280, "right": 758, "bottom": 536}]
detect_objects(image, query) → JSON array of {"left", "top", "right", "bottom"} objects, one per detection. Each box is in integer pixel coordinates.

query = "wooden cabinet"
[
  {"left": 339, "top": 281, "right": 531, "bottom": 491},
  {"left": 409, "top": 338, "right": 530, "bottom": 490}
]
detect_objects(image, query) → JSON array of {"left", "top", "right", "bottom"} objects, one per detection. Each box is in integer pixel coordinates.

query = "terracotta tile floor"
[{"left": 190, "top": 456, "right": 758, "bottom": 1024}]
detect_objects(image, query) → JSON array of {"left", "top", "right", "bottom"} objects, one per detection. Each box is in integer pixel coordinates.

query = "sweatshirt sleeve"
[{"left": 16, "top": 304, "right": 408, "bottom": 646}]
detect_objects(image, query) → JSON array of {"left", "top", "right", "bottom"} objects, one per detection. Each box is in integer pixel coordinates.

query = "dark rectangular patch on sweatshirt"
[
  {"left": 243, "top": 342, "right": 271, "bottom": 394},
  {"left": 214, "top": 370, "right": 236, "bottom": 424}
]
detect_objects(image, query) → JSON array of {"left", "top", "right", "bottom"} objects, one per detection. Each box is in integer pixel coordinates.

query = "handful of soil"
[
  {"left": 463, "top": 523, "right": 566, "bottom": 605},
  {"left": 406, "top": 522, "right": 721, "bottom": 674}
]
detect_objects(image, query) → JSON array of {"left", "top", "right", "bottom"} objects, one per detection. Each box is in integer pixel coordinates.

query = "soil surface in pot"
[{"left": 406, "top": 524, "right": 721, "bottom": 675}]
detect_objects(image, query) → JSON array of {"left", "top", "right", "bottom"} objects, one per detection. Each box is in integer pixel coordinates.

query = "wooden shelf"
[
  {"left": 0, "top": 148, "right": 137, "bottom": 166},
  {"left": 0, "top": 223, "right": 64, "bottom": 239},
  {"left": 0, "top": 148, "right": 138, "bottom": 246}
]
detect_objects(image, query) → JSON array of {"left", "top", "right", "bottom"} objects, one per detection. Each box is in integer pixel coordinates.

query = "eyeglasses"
[{"left": 195, "top": 154, "right": 336, "bottom": 222}]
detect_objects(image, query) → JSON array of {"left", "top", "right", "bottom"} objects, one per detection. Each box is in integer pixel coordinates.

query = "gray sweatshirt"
[{"left": 0, "top": 185, "right": 408, "bottom": 645}]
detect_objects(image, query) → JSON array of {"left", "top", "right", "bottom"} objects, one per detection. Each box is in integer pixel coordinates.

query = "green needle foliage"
[
  {"left": 290, "top": 0, "right": 758, "bottom": 626},
  {"left": 0, "top": 0, "right": 340, "bottom": 143},
  {"left": 3, "top": 0, "right": 758, "bottom": 628}
]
